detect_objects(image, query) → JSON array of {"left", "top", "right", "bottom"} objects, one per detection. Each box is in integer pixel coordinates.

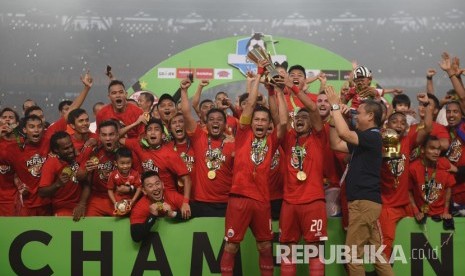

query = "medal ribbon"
[
  {"left": 251, "top": 136, "right": 267, "bottom": 165},
  {"left": 422, "top": 160, "right": 437, "bottom": 205},
  {"left": 206, "top": 136, "right": 225, "bottom": 170},
  {"left": 294, "top": 133, "right": 310, "bottom": 172}
]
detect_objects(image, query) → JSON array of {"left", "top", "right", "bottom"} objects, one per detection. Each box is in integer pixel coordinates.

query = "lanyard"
[{"left": 294, "top": 132, "right": 310, "bottom": 171}]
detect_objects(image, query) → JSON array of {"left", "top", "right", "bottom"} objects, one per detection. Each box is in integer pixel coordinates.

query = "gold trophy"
[
  {"left": 247, "top": 47, "right": 280, "bottom": 81},
  {"left": 381, "top": 128, "right": 401, "bottom": 159}
]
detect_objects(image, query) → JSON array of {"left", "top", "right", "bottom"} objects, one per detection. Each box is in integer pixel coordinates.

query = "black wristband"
[{"left": 426, "top": 76, "right": 433, "bottom": 80}]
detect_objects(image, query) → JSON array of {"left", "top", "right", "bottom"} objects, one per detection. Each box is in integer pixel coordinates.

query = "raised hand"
[{"left": 80, "top": 70, "right": 93, "bottom": 88}]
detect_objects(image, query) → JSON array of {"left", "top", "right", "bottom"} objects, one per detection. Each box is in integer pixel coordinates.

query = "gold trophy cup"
[
  {"left": 246, "top": 47, "right": 280, "bottom": 81},
  {"left": 382, "top": 128, "right": 401, "bottom": 159}
]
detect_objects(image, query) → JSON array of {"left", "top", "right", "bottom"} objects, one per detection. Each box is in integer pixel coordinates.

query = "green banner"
[{"left": 1, "top": 217, "right": 462, "bottom": 275}]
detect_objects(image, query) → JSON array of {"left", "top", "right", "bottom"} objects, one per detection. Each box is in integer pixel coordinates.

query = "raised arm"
[
  {"left": 326, "top": 86, "right": 359, "bottom": 146},
  {"left": 191, "top": 80, "right": 209, "bottom": 120},
  {"left": 64, "top": 71, "right": 93, "bottom": 121},
  {"left": 426, "top": 68, "right": 436, "bottom": 94},
  {"left": 415, "top": 93, "right": 434, "bottom": 146},
  {"left": 440, "top": 52, "right": 465, "bottom": 110},
  {"left": 179, "top": 79, "right": 196, "bottom": 133}
]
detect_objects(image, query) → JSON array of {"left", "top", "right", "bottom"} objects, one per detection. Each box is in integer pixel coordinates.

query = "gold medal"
[
  {"left": 208, "top": 170, "right": 216, "bottom": 180},
  {"left": 90, "top": 156, "right": 99, "bottom": 165},
  {"left": 155, "top": 201, "right": 164, "bottom": 212},
  {"left": 421, "top": 204, "right": 429, "bottom": 213},
  {"left": 144, "top": 112, "right": 150, "bottom": 121},
  {"left": 297, "top": 171, "right": 307, "bottom": 181},
  {"left": 62, "top": 166, "right": 73, "bottom": 177}
]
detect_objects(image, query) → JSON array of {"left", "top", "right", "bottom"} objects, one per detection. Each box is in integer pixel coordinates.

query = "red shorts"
[
  {"left": 224, "top": 196, "right": 273, "bottom": 243},
  {"left": 86, "top": 195, "right": 114, "bottom": 216},
  {"left": 279, "top": 200, "right": 328, "bottom": 243},
  {"left": 379, "top": 204, "right": 413, "bottom": 258},
  {"left": 0, "top": 202, "right": 18, "bottom": 216}
]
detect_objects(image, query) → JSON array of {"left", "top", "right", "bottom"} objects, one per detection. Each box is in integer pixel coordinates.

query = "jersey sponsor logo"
[
  {"left": 180, "top": 153, "right": 194, "bottom": 173},
  {"left": 271, "top": 149, "right": 280, "bottom": 170},
  {"left": 98, "top": 161, "right": 114, "bottom": 181},
  {"left": 387, "top": 154, "right": 406, "bottom": 177},
  {"left": 446, "top": 138, "right": 462, "bottom": 163},
  {"left": 142, "top": 159, "right": 159, "bottom": 172},
  {"left": 421, "top": 181, "right": 443, "bottom": 204},
  {"left": 26, "top": 154, "right": 46, "bottom": 177}
]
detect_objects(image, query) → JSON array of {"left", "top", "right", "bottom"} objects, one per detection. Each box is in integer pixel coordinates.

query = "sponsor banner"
[
  {"left": 306, "top": 69, "right": 321, "bottom": 78},
  {"left": 196, "top": 68, "right": 214, "bottom": 79},
  {"left": 1, "top": 217, "right": 462, "bottom": 275},
  {"left": 176, "top": 68, "right": 194, "bottom": 79},
  {"left": 321, "top": 70, "right": 339, "bottom": 80},
  {"left": 340, "top": 70, "right": 352, "bottom": 81},
  {"left": 157, "top": 68, "right": 176, "bottom": 79},
  {"left": 214, "top": 69, "right": 233, "bottom": 80}
]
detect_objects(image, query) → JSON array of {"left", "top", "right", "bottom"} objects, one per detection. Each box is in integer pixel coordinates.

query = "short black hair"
[
  {"left": 108, "top": 80, "right": 125, "bottom": 92},
  {"left": 252, "top": 105, "right": 272, "bottom": 121},
  {"left": 115, "top": 147, "right": 133, "bottom": 160},
  {"left": 93, "top": 102, "right": 105, "bottom": 114},
  {"left": 67, "top": 108, "right": 88, "bottom": 125},
  {"left": 206, "top": 108, "right": 226, "bottom": 123},
  {"left": 24, "top": 106, "right": 43, "bottom": 118},
  {"left": 50, "top": 131, "right": 71, "bottom": 154},
  {"left": 140, "top": 92, "right": 155, "bottom": 105},
  {"left": 145, "top": 118, "right": 165, "bottom": 133},
  {"left": 288, "top": 65, "right": 306, "bottom": 78},
  {"left": 392, "top": 94, "right": 411, "bottom": 109},
  {"left": 0, "top": 107, "right": 20, "bottom": 123},
  {"left": 98, "top": 119, "right": 119, "bottom": 132},
  {"left": 23, "top": 114, "right": 43, "bottom": 125},
  {"left": 362, "top": 100, "right": 383, "bottom": 127},
  {"left": 141, "top": 170, "right": 160, "bottom": 185},
  {"left": 58, "top": 100, "right": 73, "bottom": 112},
  {"left": 239, "top": 93, "right": 249, "bottom": 106},
  {"left": 215, "top": 91, "right": 228, "bottom": 100},
  {"left": 200, "top": 99, "right": 214, "bottom": 109},
  {"left": 422, "top": 135, "right": 439, "bottom": 148}
]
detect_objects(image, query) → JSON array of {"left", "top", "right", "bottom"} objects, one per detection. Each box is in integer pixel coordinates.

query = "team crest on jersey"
[
  {"left": 271, "top": 149, "right": 280, "bottom": 170},
  {"left": 181, "top": 152, "right": 194, "bottom": 172},
  {"left": 422, "top": 180, "right": 442, "bottom": 204},
  {"left": 142, "top": 159, "right": 159, "bottom": 172},
  {"left": 98, "top": 161, "right": 114, "bottom": 181},
  {"left": 205, "top": 148, "right": 226, "bottom": 171},
  {"left": 0, "top": 164, "right": 11, "bottom": 174},
  {"left": 26, "top": 154, "right": 46, "bottom": 177},
  {"left": 447, "top": 138, "right": 462, "bottom": 163},
  {"left": 290, "top": 146, "right": 306, "bottom": 169},
  {"left": 387, "top": 154, "right": 406, "bottom": 177},
  {"left": 227, "top": 228, "right": 235, "bottom": 238},
  {"left": 250, "top": 138, "right": 269, "bottom": 166}
]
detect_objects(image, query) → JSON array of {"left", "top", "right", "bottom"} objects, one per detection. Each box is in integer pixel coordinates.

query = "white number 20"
[{"left": 310, "top": 219, "right": 322, "bottom": 232}]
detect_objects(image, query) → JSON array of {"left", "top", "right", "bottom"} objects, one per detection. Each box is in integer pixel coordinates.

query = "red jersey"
[
  {"left": 446, "top": 127, "right": 465, "bottom": 203},
  {"left": 130, "top": 191, "right": 184, "bottom": 224},
  {"left": 269, "top": 147, "right": 284, "bottom": 201},
  {"left": 71, "top": 132, "right": 99, "bottom": 156},
  {"left": 409, "top": 158, "right": 455, "bottom": 216},
  {"left": 0, "top": 118, "right": 67, "bottom": 208},
  {"left": 124, "top": 139, "right": 189, "bottom": 192},
  {"left": 381, "top": 130, "right": 418, "bottom": 207},
  {"left": 322, "top": 123, "right": 346, "bottom": 188},
  {"left": 230, "top": 125, "right": 279, "bottom": 203},
  {"left": 410, "top": 122, "right": 450, "bottom": 161},
  {"left": 166, "top": 140, "right": 195, "bottom": 175},
  {"left": 226, "top": 115, "right": 238, "bottom": 136},
  {"left": 96, "top": 103, "right": 144, "bottom": 138},
  {"left": 282, "top": 128, "right": 326, "bottom": 204},
  {"left": 283, "top": 87, "right": 317, "bottom": 115},
  {"left": 38, "top": 154, "right": 82, "bottom": 211},
  {"left": 187, "top": 126, "right": 234, "bottom": 203},
  {"left": 0, "top": 139, "right": 17, "bottom": 204},
  {"left": 107, "top": 169, "right": 141, "bottom": 202},
  {"left": 79, "top": 147, "right": 116, "bottom": 196}
]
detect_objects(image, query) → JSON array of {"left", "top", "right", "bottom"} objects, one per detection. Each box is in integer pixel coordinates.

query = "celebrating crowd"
[{"left": 1, "top": 51, "right": 465, "bottom": 276}]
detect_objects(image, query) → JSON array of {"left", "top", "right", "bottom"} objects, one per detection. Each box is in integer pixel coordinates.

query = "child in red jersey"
[{"left": 107, "top": 147, "right": 142, "bottom": 216}]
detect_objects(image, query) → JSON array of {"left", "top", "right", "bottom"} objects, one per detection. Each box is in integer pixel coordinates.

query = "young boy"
[
  {"left": 107, "top": 147, "right": 142, "bottom": 216},
  {"left": 409, "top": 136, "right": 455, "bottom": 224},
  {"left": 392, "top": 94, "right": 418, "bottom": 126}
]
